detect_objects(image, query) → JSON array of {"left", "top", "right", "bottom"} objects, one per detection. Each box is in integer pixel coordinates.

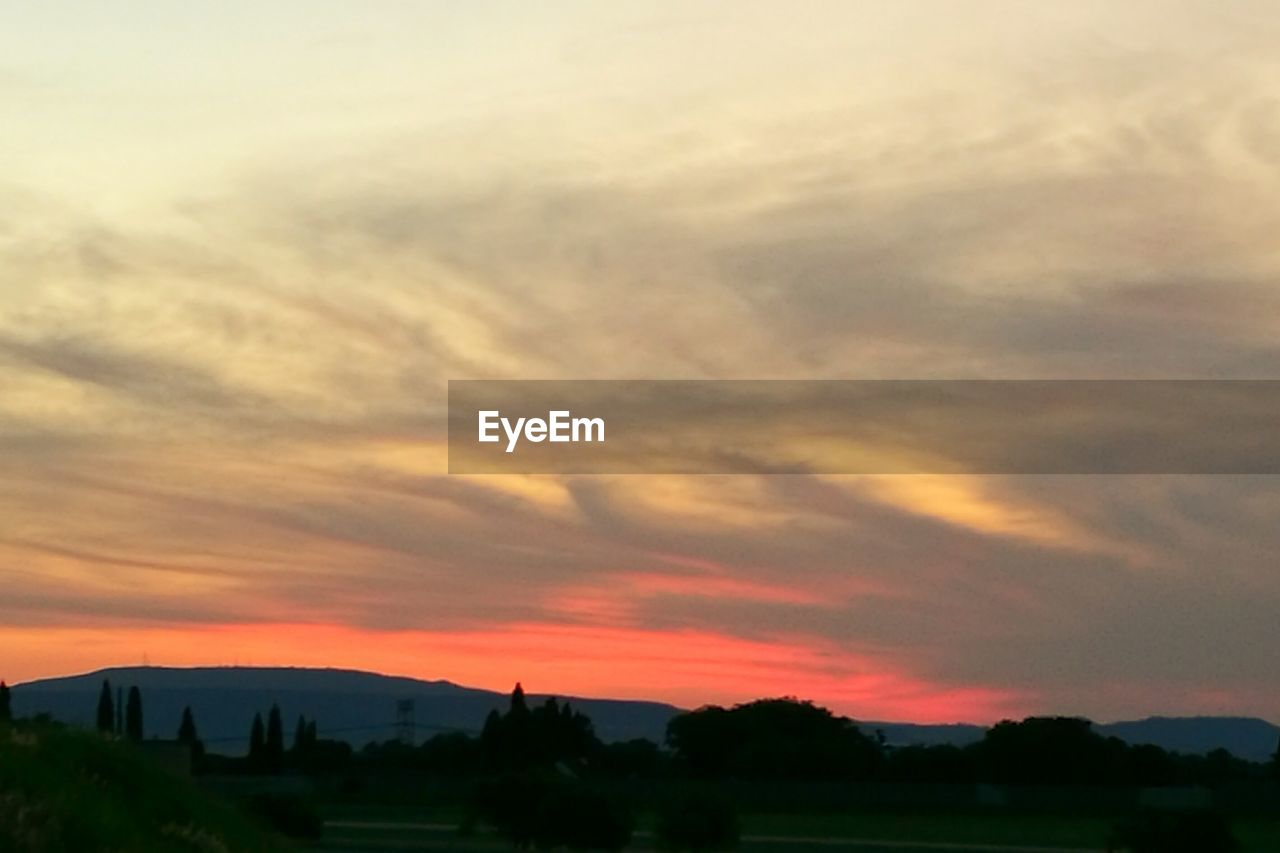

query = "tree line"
[
  {"left": 0, "top": 676, "right": 1273, "bottom": 790},
  {"left": 7, "top": 677, "right": 1269, "bottom": 789},
  {"left": 3, "top": 677, "right": 1277, "bottom": 852},
  {"left": 358, "top": 690, "right": 1280, "bottom": 790}
]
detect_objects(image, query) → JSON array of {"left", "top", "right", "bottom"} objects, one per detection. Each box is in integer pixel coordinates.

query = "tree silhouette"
[
  {"left": 177, "top": 705, "right": 205, "bottom": 761},
  {"left": 293, "top": 714, "right": 308, "bottom": 753},
  {"left": 510, "top": 682, "right": 529, "bottom": 716},
  {"left": 482, "top": 709, "right": 501, "bottom": 739},
  {"left": 0, "top": 680, "right": 11, "bottom": 723},
  {"left": 266, "top": 703, "right": 285, "bottom": 771},
  {"left": 481, "top": 684, "right": 600, "bottom": 772},
  {"left": 125, "top": 686, "right": 143, "bottom": 741},
  {"left": 178, "top": 706, "right": 198, "bottom": 743},
  {"left": 249, "top": 712, "right": 265, "bottom": 767},
  {"left": 666, "top": 697, "right": 882, "bottom": 780},
  {"left": 96, "top": 679, "right": 115, "bottom": 734},
  {"left": 977, "top": 717, "right": 1125, "bottom": 785}
]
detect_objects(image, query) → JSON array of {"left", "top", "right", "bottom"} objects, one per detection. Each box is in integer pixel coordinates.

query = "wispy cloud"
[{"left": 3, "top": 1, "right": 1280, "bottom": 721}]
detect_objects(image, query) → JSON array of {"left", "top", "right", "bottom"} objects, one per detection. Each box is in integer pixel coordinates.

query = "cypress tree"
[
  {"left": 293, "top": 714, "right": 308, "bottom": 753},
  {"left": 510, "top": 682, "right": 529, "bottom": 716},
  {"left": 177, "top": 706, "right": 198, "bottom": 743},
  {"left": 266, "top": 703, "right": 285, "bottom": 771},
  {"left": 95, "top": 679, "right": 114, "bottom": 734},
  {"left": 177, "top": 705, "right": 205, "bottom": 762},
  {"left": 249, "top": 713, "right": 265, "bottom": 767},
  {"left": 125, "top": 686, "right": 143, "bottom": 741},
  {"left": 508, "top": 683, "right": 532, "bottom": 767}
]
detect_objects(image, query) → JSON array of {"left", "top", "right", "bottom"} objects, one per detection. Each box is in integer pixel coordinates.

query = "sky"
[{"left": 3, "top": 2, "right": 1280, "bottom": 724}]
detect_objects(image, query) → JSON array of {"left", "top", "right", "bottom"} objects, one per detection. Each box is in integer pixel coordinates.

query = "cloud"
[{"left": 4, "top": 3, "right": 1280, "bottom": 721}]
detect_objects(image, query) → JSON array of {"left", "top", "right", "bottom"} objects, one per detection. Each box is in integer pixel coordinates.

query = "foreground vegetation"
[{"left": 0, "top": 718, "right": 289, "bottom": 853}]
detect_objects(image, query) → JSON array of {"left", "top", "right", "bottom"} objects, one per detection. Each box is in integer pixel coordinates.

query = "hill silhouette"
[
  {"left": 1097, "top": 716, "right": 1280, "bottom": 763},
  {"left": 11, "top": 666, "right": 680, "bottom": 752},
  {"left": 13, "top": 667, "right": 1279, "bottom": 762}
]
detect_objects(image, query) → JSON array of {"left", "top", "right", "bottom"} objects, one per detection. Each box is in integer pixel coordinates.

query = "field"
[{"left": 313, "top": 802, "right": 1280, "bottom": 852}]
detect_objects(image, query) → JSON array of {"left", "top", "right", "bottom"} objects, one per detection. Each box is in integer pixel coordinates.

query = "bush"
[
  {"left": 472, "top": 772, "right": 633, "bottom": 851},
  {"left": 540, "top": 785, "right": 633, "bottom": 851},
  {"left": 0, "top": 722, "right": 287, "bottom": 852},
  {"left": 1110, "top": 811, "right": 1239, "bottom": 853},
  {"left": 474, "top": 773, "right": 542, "bottom": 847},
  {"left": 243, "top": 794, "right": 322, "bottom": 840},
  {"left": 655, "top": 791, "right": 740, "bottom": 851},
  {"left": 0, "top": 791, "right": 65, "bottom": 852}
]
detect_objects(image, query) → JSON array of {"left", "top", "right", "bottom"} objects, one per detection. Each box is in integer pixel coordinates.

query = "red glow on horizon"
[{"left": 0, "top": 621, "right": 1022, "bottom": 724}]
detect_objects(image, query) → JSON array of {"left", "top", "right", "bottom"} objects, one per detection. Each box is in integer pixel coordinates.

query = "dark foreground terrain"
[{"left": 0, "top": 721, "right": 286, "bottom": 852}]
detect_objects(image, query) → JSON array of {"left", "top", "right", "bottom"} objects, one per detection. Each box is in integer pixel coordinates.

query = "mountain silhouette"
[
  {"left": 11, "top": 666, "right": 680, "bottom": 752},
  {"left": 865, "top": 717, "right": 1280, "bottom": 763},
  {"left": 12, "top": 667, "right": 1279, "bottom": 762},
  {"left": 1096, "top": 716, "right": 1280, "bottom": 763}
]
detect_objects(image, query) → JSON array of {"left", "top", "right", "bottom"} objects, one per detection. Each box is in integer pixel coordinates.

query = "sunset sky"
[{"left": 3, "top": 2, "right": 1280, "bottom": 724}]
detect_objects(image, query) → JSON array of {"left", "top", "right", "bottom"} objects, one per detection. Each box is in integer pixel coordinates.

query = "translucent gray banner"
[{"left": 447, "top": 380, "right": 1280, "bottom": 474}]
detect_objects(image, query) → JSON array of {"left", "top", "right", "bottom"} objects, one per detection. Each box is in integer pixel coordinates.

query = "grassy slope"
[{"left": 0, "top": 721, "right": 289, "bottom": 853}]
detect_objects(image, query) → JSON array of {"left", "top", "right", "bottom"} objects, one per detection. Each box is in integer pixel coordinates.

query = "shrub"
[
  {"left": 539, "top": 785, "right": 632, "bottom": 851},
  {"left": 472, "top": 772, "right": 633, "bottom": 851},
  {"left": 1110, "top": 810, "right": 1239, "bottom": 853},
  {"left": 655, "top": 791, "right": 740, "bottom": 851},
  {"left": 243, "top": 794, "right": 322, "bottom": 840}
]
